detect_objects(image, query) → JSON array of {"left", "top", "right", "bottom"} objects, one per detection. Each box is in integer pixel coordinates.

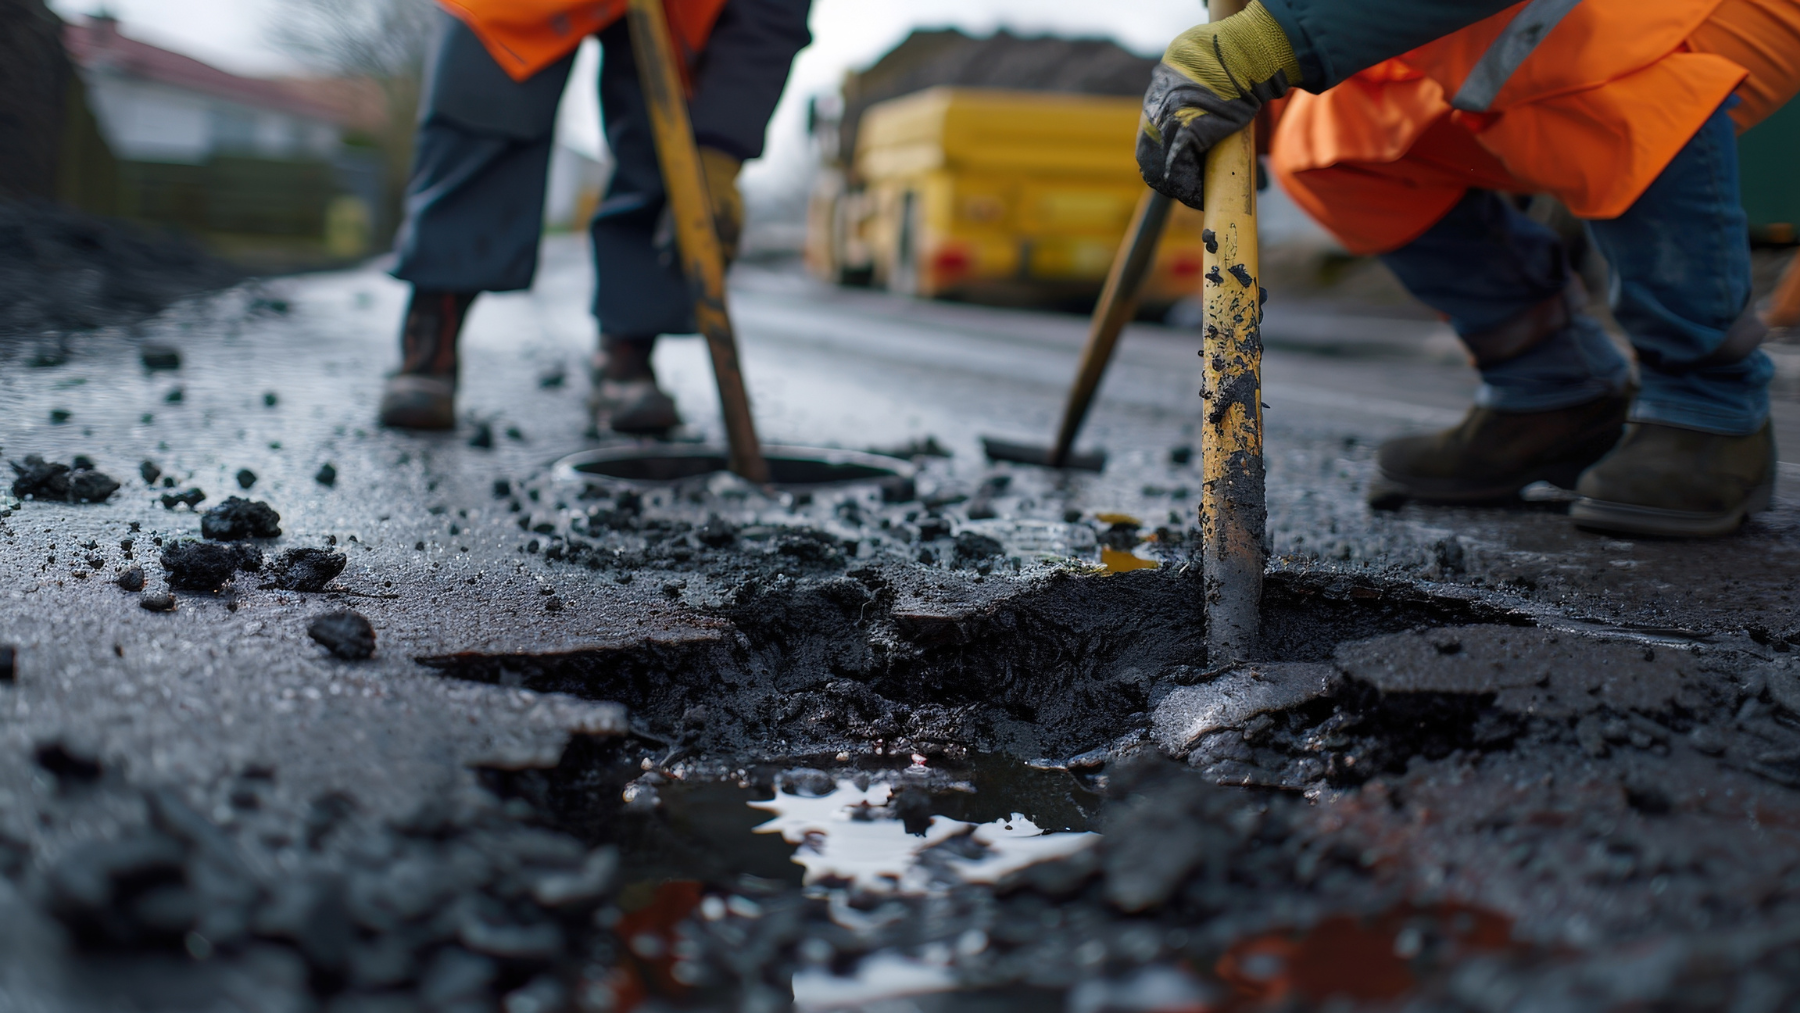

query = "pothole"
[{"left": 424, "top": 568, "right": 1535, "bottom": 767}]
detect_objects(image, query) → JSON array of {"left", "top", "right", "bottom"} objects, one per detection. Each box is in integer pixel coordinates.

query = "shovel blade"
[{"left": 980, "top": 437, "right": 1106, "bottom": 473}]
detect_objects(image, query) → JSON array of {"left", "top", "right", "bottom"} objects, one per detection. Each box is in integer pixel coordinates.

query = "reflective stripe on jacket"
[{"left": 436, "top": 0, "right": 731, "bottom": 82}]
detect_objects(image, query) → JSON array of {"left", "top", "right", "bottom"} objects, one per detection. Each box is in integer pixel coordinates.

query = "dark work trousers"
[
  {"left": 390, "top": 1, "right": 811, "bottom": 338},
  {"left": 1380, "top": 104, "right": 1772, "bottom": 435}
]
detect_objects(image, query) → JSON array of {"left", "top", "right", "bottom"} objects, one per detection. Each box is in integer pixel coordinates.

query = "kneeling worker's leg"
[
  {"left": 381, "top": 14, "right": 572, "bottom": 430},
  {"left": 1572, "top": 104, "right": 1777, "bottom": 536},
  {"left": 1369, "top": 191, "right": 1632, "bottom": 506}
]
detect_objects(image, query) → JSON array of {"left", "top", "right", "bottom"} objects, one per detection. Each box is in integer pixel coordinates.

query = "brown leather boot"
[
  {"left": 378, "top": 290, "right": 475, "bottom": 430},
  {"left": 1569, "top": 420, "right": 1776, "bottom": 537},
  {"left": 1367, "top": 389, "right": 1631, "bottom": 509},
  {"left": 588, "top": 336, "right": 681, "bottom": 434}
]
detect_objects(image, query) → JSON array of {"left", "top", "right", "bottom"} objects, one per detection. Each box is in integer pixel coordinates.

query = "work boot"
[
  {"left": 1569, "top": 421, "right": 1776, "bottom": 537},
  {"left": 378, "top": 290, "right": 475, "bottom": 430},
  {"left": 589, "top": 337, "right": 681, "bottom": 435},
  {"left": 1367, "top": 389, "right": 1631, "bottom": 509}
]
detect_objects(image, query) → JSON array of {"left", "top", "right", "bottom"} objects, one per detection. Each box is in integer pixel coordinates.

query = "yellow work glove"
[
  {"left": 699, "top": 146, "right": 744, "bottom": 260},
  {"left": 1137, "top": 1, "right": 1302, "bottom": 209}
]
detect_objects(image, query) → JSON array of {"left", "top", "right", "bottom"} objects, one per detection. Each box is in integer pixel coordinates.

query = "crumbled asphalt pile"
[
  {"left": 6, "top": 775, "right": 625, "bottom": 1012},
  {"left": 9, "top": 454, "right": 119, "bottom": 503},
  {"left": 646, "top": 754, "right": 1800, "bottom": 1011},
  {"left": 0, "top": 200, "right": 240, "bottom": 336},
  {"left": 308, "top": 610, "right": 375, "bottom": 660},
  {"left": 268, "top": 548, "right": 347, "bottom": 592},
  {"left": 159, "top": 539, "right": 262, "bottom": 591},
  {"left": 199, "top": 496, "right": 281, "bottom": 540}
]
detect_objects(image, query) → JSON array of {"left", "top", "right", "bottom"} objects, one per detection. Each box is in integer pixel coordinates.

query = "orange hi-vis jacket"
[
  {"left": 1270, "top": 0, "right": 1800, "bottom": 255},
  {"left": 436, "top": 0, "right": 731, "bottom": 83}
]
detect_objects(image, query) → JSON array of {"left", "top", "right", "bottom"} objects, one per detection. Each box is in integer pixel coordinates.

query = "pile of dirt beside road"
[{"left": 0, "top": 199, "right": 239, "bottom": 335}]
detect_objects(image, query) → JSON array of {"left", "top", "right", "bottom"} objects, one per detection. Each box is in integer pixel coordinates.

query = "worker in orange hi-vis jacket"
[
  {"left": 379, "top": 0, "right": 811, "bottom": 435},
  {"left": 1137, "top": 0, "right": 1800, "bottom": 537}
]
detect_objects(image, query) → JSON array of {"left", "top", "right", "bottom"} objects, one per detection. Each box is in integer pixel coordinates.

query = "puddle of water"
[
  {"left": 748, "top": 778, "right": 1100, "bottom": 893},
  {"left": 793, "top": 951, "right": 959, "bottom": 1011}
]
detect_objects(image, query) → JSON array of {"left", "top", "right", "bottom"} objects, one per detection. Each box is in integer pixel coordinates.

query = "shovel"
[
  {"left": 625, "top": 0, "right": 769, "bottom": 484},
  {"left": 982, "top": 189, "right": 1173, "bottom": 472}
]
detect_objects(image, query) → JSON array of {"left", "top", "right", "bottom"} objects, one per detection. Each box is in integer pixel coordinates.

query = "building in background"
[{"left": 63, "top": 14, "right": 378, "bottom": 267}]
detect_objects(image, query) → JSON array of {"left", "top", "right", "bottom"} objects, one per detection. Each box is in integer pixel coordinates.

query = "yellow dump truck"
[{"left": 806, "top": 86, "right": 1207, "bottom": 311}]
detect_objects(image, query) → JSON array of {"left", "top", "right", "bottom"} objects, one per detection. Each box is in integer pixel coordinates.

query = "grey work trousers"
[{"left": 390, "top": 1, "right": 810, "bottom": 337}]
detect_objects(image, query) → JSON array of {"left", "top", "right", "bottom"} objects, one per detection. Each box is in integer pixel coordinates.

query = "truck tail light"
[{"left": 929, "top": 243, "right": 973, "bottom": 283}]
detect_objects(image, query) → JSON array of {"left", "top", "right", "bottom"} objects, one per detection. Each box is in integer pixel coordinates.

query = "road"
[{"left": 2, "top": 235, "right": 1798, "bottom": 1010}]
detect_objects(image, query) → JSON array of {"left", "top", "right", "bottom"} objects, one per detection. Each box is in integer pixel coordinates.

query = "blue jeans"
[{"left": 1381, "top": 105, "right": 1773, "bottom": 435}]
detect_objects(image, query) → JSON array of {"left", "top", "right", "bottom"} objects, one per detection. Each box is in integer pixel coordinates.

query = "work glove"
[
  {"left": 699, "top": 145, "right": 744, "bottom": 259},
  {"left": 652, "top": 146, "right": 745, "bottom": 265},
  {"left": 1137, "top": 1, "right": 1301, "bottom": 209}
]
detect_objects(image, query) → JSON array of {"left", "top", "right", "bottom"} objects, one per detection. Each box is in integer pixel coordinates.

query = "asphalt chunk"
[
  {"left": 200, "top": 497, "right": 282, "bottom": 540},
  {"left": 161, "top": 540, "right": 262, "bottom": 590},
  {"left": 308, "top": 611, "right": 375, "bottom": 660},
  {"left": 160, "top": 488, "right": 205, "bottom": 510},
  {"left": 10, "top": 455, "right": 121, "bottom": 503},
  {"left": 140, "top": 344, "right": 181, "bottom": 370},
  {"left": 315, "top": 463, "right": 337, "bottom": 487},
  {"left": 236, "top": 469, "right": 257, "bottom": 490},
  {"left": 34, "top": 741, "right": 102, "bottom": 784},
  {"left": 116, "top": 566, "right": 145, "bottom": 592},
  {"left": 269, "top": 548, "right": 347, "bottom": 592},
  {"left": 0, "top": 644, "right": 14, "bottom": 683},
  {"left": 139, "top": 591, "right": 176, "bottom": 612}
]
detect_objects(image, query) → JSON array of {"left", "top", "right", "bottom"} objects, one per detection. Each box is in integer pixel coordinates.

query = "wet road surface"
[{"left": 3, "top": 235, "right": 1800, "bottom": 1011}]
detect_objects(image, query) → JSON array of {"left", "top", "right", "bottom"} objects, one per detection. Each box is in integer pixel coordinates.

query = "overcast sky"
[{"left": 48, "top": 0, "right": 1210, "bottom": 201}]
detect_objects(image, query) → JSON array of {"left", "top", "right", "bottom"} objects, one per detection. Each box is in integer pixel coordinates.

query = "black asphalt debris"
[
  {"left": 138, "top": 592, "right": 176, "bottom": 612},
  {"left": 140, "top": 343, "right": 181, "bottom": 370},
  {"left": 307, "top": 610, "right": 375, "bottom": 660},
  {"left": 0, "top": 644, "right": 14, "bottom": 684},
  {"left": 235, "top": 468, "right": 256, "bottom": 489},
  {"left": 314, "top": 462, "right": 337, "bottom": 487},
  {"left": 9, "top": 455, "right": 121, "bottom": 503},
  {"left": 116, "top": 566, "right": 145, "bottom": 591},
  {"left": 160, "top": 540, "right": 262, "bottom": 590},
  {"left": 200, "top": 497, "right": 281, "bottom": 540},
  {"left": 160, "top": 488, "right": 205, "bottom": 510},
  {"left": 139, "top": 460, "right": 161, "bottom": 484},
  {"left": 268, "top": 548, "right": 347, "bottom": 592}
]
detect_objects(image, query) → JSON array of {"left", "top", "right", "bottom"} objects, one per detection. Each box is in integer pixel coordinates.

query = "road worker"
[
  {"left": 1138, "top": 0, "right": 1799, "bottom": 537},
  {"left": 379, "top": 0, "right": 811, "bottom": 434}
]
